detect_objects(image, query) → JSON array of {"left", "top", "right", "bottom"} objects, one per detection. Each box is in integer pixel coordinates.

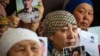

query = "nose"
[
  {"left": 83, "top": 13, "right": 89, "bottom": 20},
  {"left": 67, "top": 28, "right": 74, "bottom": 39},
  {"left": 26, "top": 49, "right": 34, "bottom": 56}
]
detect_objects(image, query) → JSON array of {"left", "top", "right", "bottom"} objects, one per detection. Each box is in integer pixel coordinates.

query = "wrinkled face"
[
  {"left": 50, "top": 24, "right": 78, "bottom": 50},
  {"left": 23, "top": 0, "right": 33, "bottom": 10},
  {"left": 8, "top": 40, "right": 42, "bottom": 56},
  {"left": 73, "top": 3, "right": 93, "bottom": 30},
  {"left": 38, "top": 0, "right": 44, "bottom": 19},
  {"left": 72, "top": 51, "right": 80, "bottom": 56}
]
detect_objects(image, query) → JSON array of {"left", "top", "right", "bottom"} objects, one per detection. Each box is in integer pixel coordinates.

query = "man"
[
  {"left": 18, "top": 0, "right": 43, "bottom": 32},
  {"left": 18, "top": 0, "right": 39, "bottom": 23}
]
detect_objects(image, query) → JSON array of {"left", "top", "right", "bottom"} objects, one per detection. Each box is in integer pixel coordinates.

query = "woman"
[
  {"left": 41, "top": 10, "right": 79, "bottom": 56},
  {"left": 64, "top": 0, "right": 94, "bottom": 31},
  {"left": 64, "top": 1, "right": 100, "bottom": 55},
  {"left": 31, "top": 0, "right": 44, "bottom": 32},
  {"left": 41, "top": 10, "right": 99, "bottom": 56},
  {"left": 0, "top": 28, "right": 42, "bottom": 56}
]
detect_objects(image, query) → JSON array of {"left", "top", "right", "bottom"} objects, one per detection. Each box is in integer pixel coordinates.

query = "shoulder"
[{"left": 17, "top": 9, "right": 24, "bottom": 14}]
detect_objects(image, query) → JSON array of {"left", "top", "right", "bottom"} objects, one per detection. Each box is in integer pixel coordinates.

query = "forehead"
[
  {"left": 76, "top": 3, "right": 93, "bottom": 10},
  {"left": 61, "top": 24, "right": 77, "bottom": 28},
  {"left": 13, "top": 40, "right": 40, "bottom": 47}
]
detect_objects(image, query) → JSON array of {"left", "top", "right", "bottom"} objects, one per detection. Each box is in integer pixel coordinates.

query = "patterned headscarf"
[{"left": 42, "top": 10, "right": 77, "bottom": 37}]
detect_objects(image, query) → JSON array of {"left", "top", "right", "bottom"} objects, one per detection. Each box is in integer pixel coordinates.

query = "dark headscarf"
[{"left": 64, "top": 0, "right": 93, "bottom": 13}]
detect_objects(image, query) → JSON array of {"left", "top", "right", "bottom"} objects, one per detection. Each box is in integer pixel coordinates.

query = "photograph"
[
  {"left": 16, "top": 0, "right": 39, "bottom": 23},
  {"left": 39, "top": 37, "right": 48, "bottom": 56},
  {"left": 63, "top": 46, "right": 86, "bottom": 56},
  {"left": 79, "top": 30, "right": 99, "bottom": 56}
]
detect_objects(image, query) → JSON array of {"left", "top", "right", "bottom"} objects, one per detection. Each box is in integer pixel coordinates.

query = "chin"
[
  {"left": 81, "top": 27, "right": 88, "bottom": 31},
  {"left": 80, "top": 26, "right": 88, "bottom": 31}
]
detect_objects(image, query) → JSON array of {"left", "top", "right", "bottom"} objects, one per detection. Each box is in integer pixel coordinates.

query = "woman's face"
[
  {"left": 50, "top": 24, "right": 78, "bottom": 50},
  {"left": 38, "top": 0, "right": 44, "bottom": 19},
  {"left": 72, "top": 51, "right": 80, "bottom": 56},
  {"left": 8, "top": 40, "right": 42, "bottom": 56},
  {"left": 73, "top": 3, "right": 93, "bottom": 30}
]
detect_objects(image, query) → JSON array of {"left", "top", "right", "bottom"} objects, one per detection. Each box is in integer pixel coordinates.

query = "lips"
[
  {"left": 80, "top": 22, "right": 88, "bottom": 26},
  {"left": 67, "top": 42, "right": 75, "bottom": 46}
]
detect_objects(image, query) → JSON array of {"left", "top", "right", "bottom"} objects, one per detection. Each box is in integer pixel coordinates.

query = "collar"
[{"left": 52, "top": 48, "right": 63, "bottom": 56}]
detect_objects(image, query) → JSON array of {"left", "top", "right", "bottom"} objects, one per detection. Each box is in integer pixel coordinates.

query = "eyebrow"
[
  {"left": 16, "top": 44, "right": 25, "bottom": 48},
  {"left": 70, "top": 23, "right": 77, "bottom": 26},
  {"left": 17, "top": 42, "right": 37, "bottom": 46},
  {"left": 80, "top": 7, "right": 93, "bottom": 12}
]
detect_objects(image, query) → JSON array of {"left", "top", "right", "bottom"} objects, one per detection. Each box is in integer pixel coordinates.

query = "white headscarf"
[{"left": 0, "top": 28, "right": 40, "bottom": 56}]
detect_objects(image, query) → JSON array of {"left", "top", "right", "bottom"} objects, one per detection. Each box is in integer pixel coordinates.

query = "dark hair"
[
  {"left": 71, "top": 48, "right": 81, "bottom": 56},
  {"left": 39, "top": 39, "right": 45, "bottom": 45}
]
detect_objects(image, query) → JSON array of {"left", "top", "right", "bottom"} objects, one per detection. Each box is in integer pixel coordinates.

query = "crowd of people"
[{"left": 0, "top": 0, "right": 100, "bottom": 56}]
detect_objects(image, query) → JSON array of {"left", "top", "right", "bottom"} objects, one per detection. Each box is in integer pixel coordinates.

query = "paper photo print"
[
  {"left": 39, "top": 37, "right": 48, "bottom": 56},
  {"left": 63, "top": 46, "right": 86, "bottom": 56},
  {"left": 16, "top": 0, "right": 39, "bottom": 23},
  {"left": 78, "top": 30, "right": 99, "bottom": 56}
]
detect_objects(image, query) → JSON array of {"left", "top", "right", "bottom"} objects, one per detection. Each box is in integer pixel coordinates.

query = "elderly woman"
[
  {"left": 41, "top": 10, "right": 99, "bottom": 56},
  {"left": 41, "top": 10, "right": 79, "bottom": 56},
  {"left": 64, "top": 0, "right": 100, "bottom": 54},
  {"left": 0, "top": 28, "right": 42, "bottom": 56},
  {"left": 64, "top": 0, "right": 94, "bottom": 31}
]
